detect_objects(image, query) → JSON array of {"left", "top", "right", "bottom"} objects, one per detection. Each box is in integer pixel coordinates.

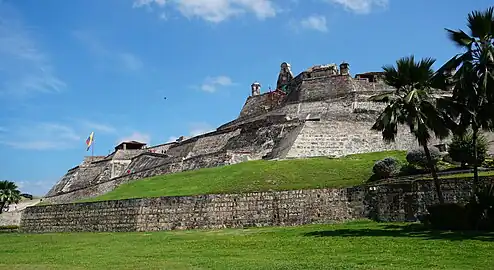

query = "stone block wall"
[
  {"left": 239, "top": 93, "right": 273, "bottom": 119},
  {"left": 285, "top": 120, "right": 421, "bottom": 158},
  {"left": 21, "top": 187, "right": 366, "bottom": 233},
  {"left": 21, "top": 199, "right": 142, "bottom": 232},
  {"left": 147, "top": 142, "right": 176, "bottom": 154},
  {"left": 367, "top": 177, "right": 494, "bottom": 221},
  {"left": 21, "top": 178, "right": 492, "bottom": 233},
  {"left": 42, "top": 151, "right": 239, "bottom": 204},
  {"left": 286, "top": 75, "right": 355, "bottom": 103},
  {"left": 188, "top": 129, "right": 241, "bottom": 157}
]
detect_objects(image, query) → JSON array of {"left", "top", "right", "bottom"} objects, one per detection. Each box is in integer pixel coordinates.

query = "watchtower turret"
[
  {"left": 340, "top": 62, "right": 350, "bottom": 76},
  {"left": 276, "top": 62, "right": 294, "bottom": 90},
  {"left": 251, "top": 81, "right": 261, "bottom": 96}
]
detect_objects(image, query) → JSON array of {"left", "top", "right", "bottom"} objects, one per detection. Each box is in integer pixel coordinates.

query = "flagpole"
[{"left": 92, "top": 134, "right": 94, "bottom": 157}]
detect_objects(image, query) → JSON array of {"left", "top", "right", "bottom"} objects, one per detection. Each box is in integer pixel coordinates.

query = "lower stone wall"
[
  {"left": 21, "top": 177, "right": 493, "bottom": 233},
  {"left": 22, "top": 187, "right": 365, "bottom": 233}
]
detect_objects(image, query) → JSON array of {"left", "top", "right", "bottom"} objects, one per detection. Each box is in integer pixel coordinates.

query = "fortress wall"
[
  {"left": 112, "top": 149, "right": 146, "bottom": 160},
  {"left": 43, "top": 180, "right": 121, "bottom": 204},
  {"left": 63, "top": 160, "right": 110, "bottom": 191},
  {"left": 22, "top": 199, "right": 142, "bottom": 232},
  {"left": 42, "top": 152, "right": 237, "bottom": 204},
  {"left": 110, "top": 160, "right": 132, "bottom": 178},
  {"left": 148, "top": 143, "right": 176, "bottom": 154},
  {"left": 45, "top": 168, "right": 79, "bottom": 197},
  {"left": 285, "top": 120, "right": 423, "bottom": 158},
  {"left": 21, "top": 178, "right": 491, "bottom": 233},
  {"left": 181, "top": 152, "right": 233, "bottom": 171},
  {"left": 45, "top": 160, "right": 110, "bottom": 198},
  {"left": 295, "top": 76, "right": 355, "bottom": 103},
  {"left": 188, "top": 129, "right": 241, "bottom": 157},
  {"left": 92, "top": 161, "right": 113, "bottom": 185},
  {"left": 222, "top": 123, "right": 291, "bottom": 159},
  {"left": 166, "top": 140, "right": 196, "bottom": 158},
  {"left": 123, "top": 154, "right": 171, "bottom": 174},
  {"left": 22, "top": 186, "right": 364, "bottom": 233},
  {"left": 353, "top": 80, "right": 393, "bottom": 92},
  {"left": 267, "top": 124, "right": 305, "bottom": 159},
  {"left": 239, "top": 94, "right": 272, "bottom": 119}
]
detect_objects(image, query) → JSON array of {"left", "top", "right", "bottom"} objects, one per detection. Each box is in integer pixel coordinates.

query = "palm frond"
[
  {"left": 368, "top": 92, "right": 395, "bottom": 103},
  {"left": 445, "top": 28, "right": 474, "bottom": 48},
  {"left": 467, "top": 7, "right": 494, "bottom": 39}
]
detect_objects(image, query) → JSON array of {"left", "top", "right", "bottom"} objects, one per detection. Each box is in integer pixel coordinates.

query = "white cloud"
[
  {"left": 118, "top": 132, "right": 151, "bottom": 144},
  {"left": 189, "top": 122, "right": 214, "bottom": 136},
  {"left": 166, "top": 122, "right": 215, "bottom": 142},
  {"left": 118, "top": 53, "right": 144, "bottom": 71},
  {"left": 80, "top": 120, "right": 116, "bottom": 134},
  {"left": 16, "top": 180, "right": 54, "bottom": 196},
  {"left": 200, "top": 75, "right": 233, "bottom": 93},
  {"left": 133, "top": 0, "right": 277, "bottom": 23},
  {"left": 0, "top": 123, "right": 81, "bottom": 150},
  {"left": 0, "top": 3, "right": 65, "bottom": 99},
  {"left": 300, "top": 15, "right": 328, "bottom": 32},
  {"left": 72, "top": 30, "right": 143, "bottom": 72},
  {"left": 324, "top": 0, "right": 388, "bottom": 14},
  {"left": 133, "top": 0, "right": 167, "bottom": 8}
]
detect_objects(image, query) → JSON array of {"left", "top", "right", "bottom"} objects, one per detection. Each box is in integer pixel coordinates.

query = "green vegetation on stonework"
[
  {"left": 2, "top": 220, "right": 493, "bottom": 270},
  {"left": 432, "top": 170, "right": 494, "bottom": 180},
  {"left": 82, "top": 151, "right": 406, "bottom": 202}
]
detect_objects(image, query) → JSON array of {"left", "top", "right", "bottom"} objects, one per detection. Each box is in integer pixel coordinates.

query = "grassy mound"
[
  {"left": 83, "top": 151, "right": 406, "bottom": 202},
  {"left": 2, "top": 220, "right": 493, "bottom": 269}
]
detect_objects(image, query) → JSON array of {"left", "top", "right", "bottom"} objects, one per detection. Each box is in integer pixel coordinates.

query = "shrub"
[
  {"left": 424, "top": 203, "right": 470, "bottom": 230},
  {"left": 372, "top": 157, "right": 401, "bottom": 179},
  {"left": 448, "top": 130, "right": 488, "bottom": 168},
  {"left": 0, "top": 225, "right": 19, "bottom": 233},
  {"left": 483, "top": 158, "right": 494, "bottom": 168},
  {"left": 406, "top": 147, "right": 442, "bottom": 169},
  {"left": 466, "top": 184, "right": 494, "bottom": 230},
  {"left": 422, "top": 185, "right": 494, "bottom": 231}
]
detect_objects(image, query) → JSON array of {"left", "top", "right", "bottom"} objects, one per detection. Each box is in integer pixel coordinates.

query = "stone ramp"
[{"left": 0, "top": 199, "right": 41, "bottom": 226}]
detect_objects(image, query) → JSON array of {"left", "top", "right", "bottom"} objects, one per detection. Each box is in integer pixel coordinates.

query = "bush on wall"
[
  {"left": 406, "top": 147, "right": 442, "bottom": 169},
  {"left": 371, "top": 157, "right": 401, "bottom": 180}
]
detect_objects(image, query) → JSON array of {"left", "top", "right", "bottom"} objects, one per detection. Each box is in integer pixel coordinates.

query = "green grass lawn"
[
  {"left": 82, "top": 151, "right": 406, "bottom": 202},
  {"left": 2, "top": 220, "right": 493, "bottom": 270}
]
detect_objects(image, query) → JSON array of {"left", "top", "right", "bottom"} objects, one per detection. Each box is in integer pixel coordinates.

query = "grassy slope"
[
  {"left": 2, "top": 220, "right": 493, "bottom": 270},
  {"left": 84, "top": 151, "right": 406, "bottom": 202}
]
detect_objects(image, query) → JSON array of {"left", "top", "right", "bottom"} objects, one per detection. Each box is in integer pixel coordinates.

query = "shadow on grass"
[{"left": 304, "top": 223, "right": 494, "bottom": 242}]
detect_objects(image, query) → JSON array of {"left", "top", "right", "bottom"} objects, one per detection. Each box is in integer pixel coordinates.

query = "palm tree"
[
  {"left": 0, "top": 180, "right": 21, "bottom": 214},
  {"left": 435, "top": 7, "right": 494, "bottom": 194},
  {"left": 370, "top": 56, "right": 451, "bottom": 204}
]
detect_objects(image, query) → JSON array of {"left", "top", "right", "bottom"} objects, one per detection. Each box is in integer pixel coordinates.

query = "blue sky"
[{"left": 0, "top": 0, "right": 491, "bottom": 196}]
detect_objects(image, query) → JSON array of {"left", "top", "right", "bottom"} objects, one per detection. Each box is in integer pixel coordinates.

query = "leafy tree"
[
  {"left": 0, "top": 180, "right": 21, "bottom": 214},
  {"left": 448, "top": 130, "right": 488, "bottom": 168},
  {"left": 435, "top": 7, "right": 494, "bottom": 194},
  {"left": 370, "top": 56, "right": 450, "bottom": 203}
]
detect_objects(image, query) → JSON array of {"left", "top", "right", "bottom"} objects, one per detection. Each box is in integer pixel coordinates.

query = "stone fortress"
[{"left": 44, "top": 61, "right": 463, "bottom": 204}]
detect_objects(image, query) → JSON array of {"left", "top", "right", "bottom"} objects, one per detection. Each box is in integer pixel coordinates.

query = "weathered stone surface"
[
  {"left": 21, "top": 178, "right": 493, "bottom": 233},
  {"left": 285, "top": 120, "right": 426, "bottom": 158}
]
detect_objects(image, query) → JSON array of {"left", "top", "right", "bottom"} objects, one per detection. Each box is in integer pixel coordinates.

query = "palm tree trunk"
[
  {"left": 472, "top": 125, "right": 479, "bottom": 196},
  {"left": 0, "top": 201, "right": 4, "bottom": 214},
  {"left": 422, "top": 142, "right": 445, "bottom": 204}
]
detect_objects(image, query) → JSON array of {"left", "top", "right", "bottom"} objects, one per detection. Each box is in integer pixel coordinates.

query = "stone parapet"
[{"left": 21, "top": 178, "right": 493, "bottom": 233}]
